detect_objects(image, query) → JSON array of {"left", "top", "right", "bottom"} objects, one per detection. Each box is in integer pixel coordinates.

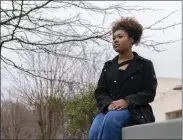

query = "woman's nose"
[{"left": 114, "top": 39, "right": 118, "bottom": 43}]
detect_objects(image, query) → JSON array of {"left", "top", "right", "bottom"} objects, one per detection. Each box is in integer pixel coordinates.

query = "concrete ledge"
[{"left": 122, "top": 118, "right": 182, "bottom": 139}]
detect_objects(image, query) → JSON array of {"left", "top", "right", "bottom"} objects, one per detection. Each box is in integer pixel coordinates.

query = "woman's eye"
[{"left": 113, "top": 35, "right": 123, "bottom": 40}]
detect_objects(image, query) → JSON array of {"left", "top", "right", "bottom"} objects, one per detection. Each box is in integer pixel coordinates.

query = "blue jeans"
[{"left": 88, "top": 109, "right": 131, "bottom": 140}]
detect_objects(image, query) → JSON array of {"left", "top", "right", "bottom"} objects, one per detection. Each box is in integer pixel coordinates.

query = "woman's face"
[{"left": 112, "top": 29, "right": 132, "bottom": 53}]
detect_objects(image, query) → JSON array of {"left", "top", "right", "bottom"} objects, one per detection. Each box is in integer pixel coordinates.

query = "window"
[
  {"left": 173, "top": 85, "right": 182, "bottom": 90},
  {"left": 166, "top": 110, "right": 182, "bottom": 120}
]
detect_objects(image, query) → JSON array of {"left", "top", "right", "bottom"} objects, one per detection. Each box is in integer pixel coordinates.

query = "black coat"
[{"left": 95, "top": 52, "right": 157, "bottom": 125}]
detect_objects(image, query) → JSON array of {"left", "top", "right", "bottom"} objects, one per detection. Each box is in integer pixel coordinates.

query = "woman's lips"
[{"left": 114, "top": 44, "right": 120, "bottom": 48}]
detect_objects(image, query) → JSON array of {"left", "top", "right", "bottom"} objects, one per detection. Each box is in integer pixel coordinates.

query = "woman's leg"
[
  {"left": 97, "top": 109, "right": 131, "bottom": 140},
  {"left": 88, "top": 113, "right": 105, "bottom": 140}
]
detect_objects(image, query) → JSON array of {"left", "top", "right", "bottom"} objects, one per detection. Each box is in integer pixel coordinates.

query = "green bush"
[{"left": 65, "top": 85, "right": 98, "bottom": 137}]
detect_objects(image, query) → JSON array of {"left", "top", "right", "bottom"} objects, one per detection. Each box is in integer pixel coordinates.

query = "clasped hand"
[{"left": 108, "top": 99, "right": 129, "bottom": 111}]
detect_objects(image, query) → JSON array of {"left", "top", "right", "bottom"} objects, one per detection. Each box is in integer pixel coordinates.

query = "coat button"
[
  {"left": 131, "top": 77, "right": 134, "bottom": 79},
  {"left": 114, "top": 80, "right": 116, "bottom": 83},
  {"left": 104, "top": 69, "right": 106, "bottom": 71}
]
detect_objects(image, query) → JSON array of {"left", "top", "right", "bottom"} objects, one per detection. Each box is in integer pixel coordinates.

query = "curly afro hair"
[{"left": 112, "top": 17, "right": 143, "bottom": 45}]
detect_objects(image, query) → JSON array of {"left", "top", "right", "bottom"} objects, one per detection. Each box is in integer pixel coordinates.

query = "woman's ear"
[{"left": 129, "top": 38, "right": 134, "bottom": 45}]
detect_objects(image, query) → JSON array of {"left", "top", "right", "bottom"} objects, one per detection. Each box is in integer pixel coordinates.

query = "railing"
[{"left": 122, "top": 118, "right": 182, "bottom": 139}]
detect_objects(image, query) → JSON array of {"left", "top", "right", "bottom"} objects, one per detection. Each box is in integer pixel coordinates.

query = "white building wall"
[{"left": 150, "top": 77, "right": 182, "bottom": 122}]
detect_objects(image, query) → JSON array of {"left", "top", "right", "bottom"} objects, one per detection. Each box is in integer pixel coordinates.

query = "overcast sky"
[
  {"left": 55, "top": 1, "right": 181, "bottom": 78},
  {"left": 1, "top": 1, "right": 182, "bottom": 99},
  {"left": 95, "top": 1, "right": 182, "bottom": 78}
]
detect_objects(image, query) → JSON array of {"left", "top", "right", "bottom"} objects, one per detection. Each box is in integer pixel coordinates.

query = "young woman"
[{"left": 88, "top": 17, "right": 157, "bottom": 140}]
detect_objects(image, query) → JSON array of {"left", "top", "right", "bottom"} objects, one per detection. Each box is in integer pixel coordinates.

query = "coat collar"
[
  {"left": 107, "top": 51, "right": 143, "bottom": 94},
  {"left": 111, "top": 51, "right": 142, "bottom": 63}
]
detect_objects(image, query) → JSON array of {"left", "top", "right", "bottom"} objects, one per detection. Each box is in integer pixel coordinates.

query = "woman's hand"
[
  {"left": 108, "top": 103, "right": 116, "bottom": 110},
  {"left": 108, "top": 99, "right": 129, "bottom": 110}
]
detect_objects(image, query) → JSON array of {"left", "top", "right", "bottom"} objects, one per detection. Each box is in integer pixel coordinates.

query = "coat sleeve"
[
  {"left": 125, "top": 61, "right": 157, "bottom": 106},
  {"left": 95, "top": 63, "right": 113, "bottom": 113}
]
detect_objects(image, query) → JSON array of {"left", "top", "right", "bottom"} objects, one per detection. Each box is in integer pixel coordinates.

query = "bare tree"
[
  {"left": 1, "top": 1, "right": 181, "bottom": 79},
  {"left": 1, "top": 98, "right": 38, "bottom": 139},
  {"left": 8, "top": 45, "right": 88, "bottom": 139},
  {"left": 1, "top": 1, "right": 181, "bottom": 139}
]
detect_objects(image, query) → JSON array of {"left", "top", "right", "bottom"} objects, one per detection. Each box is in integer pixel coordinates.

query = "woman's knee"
[{"left": 104, "top": 109, "right": 131, "bottom": 126}]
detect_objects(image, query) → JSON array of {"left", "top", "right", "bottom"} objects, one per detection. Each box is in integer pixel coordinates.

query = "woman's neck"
[{"left": 118, "top": 50, "right": 134, "bottom": 63}]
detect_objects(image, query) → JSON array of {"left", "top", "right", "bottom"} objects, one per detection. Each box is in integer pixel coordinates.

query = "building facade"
[{"left": 150, "top": 77, "right": 182, "bottom": 122}]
